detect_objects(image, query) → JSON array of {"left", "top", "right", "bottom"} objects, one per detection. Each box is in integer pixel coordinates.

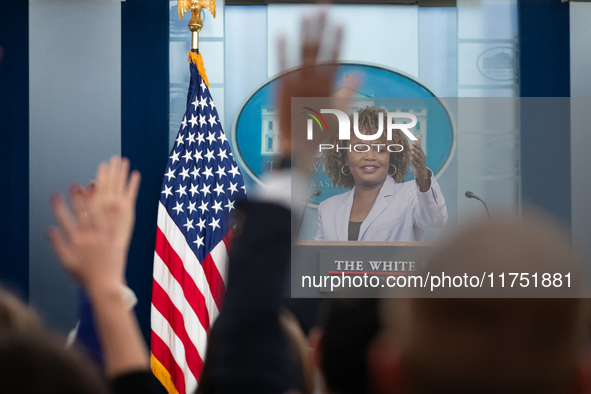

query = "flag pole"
[
  {"left": 188, "top": 11, "right": 202, "bottom": 54},
  {"left": 178, "top": 0, "right": 217, "bottom": 54}
]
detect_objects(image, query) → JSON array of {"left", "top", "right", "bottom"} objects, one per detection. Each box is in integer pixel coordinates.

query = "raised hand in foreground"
[
  {"left": 49, "top": 157, "right": 149, "bottom": 381},
  {"left": 276, "top": 12, "right": 359, "bottom": 171},
  {"left": 49, "top": 156, "right": 140, "bottom": 293}
]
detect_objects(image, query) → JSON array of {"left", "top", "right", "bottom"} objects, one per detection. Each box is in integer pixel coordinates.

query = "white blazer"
[{"left": 314, "top": 173, "right": 447, "bottom": 242}]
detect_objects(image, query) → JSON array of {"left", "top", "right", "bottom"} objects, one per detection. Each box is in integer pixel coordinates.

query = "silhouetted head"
[
  {"left": 310, "top": 298, "right": 380, "bottom": 394},
  {"left": 370, "top": 213, "right": 591, "bottom": 394},
  {"left": 0, "top": 331, "right": 102, "bottom": 394}
]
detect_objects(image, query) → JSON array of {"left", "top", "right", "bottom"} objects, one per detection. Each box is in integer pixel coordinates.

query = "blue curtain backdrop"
[
  {"left": 121, "top": 0, "right": 170, "bottom": 351},
  {"left": 519, "top": 0, "right": 571, "bottom": 227},
  {"left": 0, "top": 0, "right": 29, "bottom": 301}
]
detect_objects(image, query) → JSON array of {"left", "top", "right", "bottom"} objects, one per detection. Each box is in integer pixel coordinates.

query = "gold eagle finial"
[{"left": 178, "top": 0, "right": 217, "bottom": 52}]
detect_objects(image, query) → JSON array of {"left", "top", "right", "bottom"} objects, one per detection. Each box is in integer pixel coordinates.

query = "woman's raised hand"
[{"left": 410, "top": 136, "right": 431, "bottom": 192}]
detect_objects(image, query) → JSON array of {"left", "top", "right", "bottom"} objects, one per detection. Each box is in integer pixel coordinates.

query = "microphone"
[
  {"left": 465, "top": 191, "right": 492, "bottom": 222},
  {"left": 296, "top": 190, "right": 322, "bottom": 237}
]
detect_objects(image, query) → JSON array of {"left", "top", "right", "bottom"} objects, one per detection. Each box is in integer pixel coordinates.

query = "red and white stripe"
[{"left": 151, "top": 202, "right": 232, "bottom": 394}]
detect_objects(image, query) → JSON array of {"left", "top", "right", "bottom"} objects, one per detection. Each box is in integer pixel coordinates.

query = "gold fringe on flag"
[
  {"left": 151, "top": 353, "right": 180, "bottom": 394},
  {"left": 187, "top": 51, "right": 210, "bottom": 88}
]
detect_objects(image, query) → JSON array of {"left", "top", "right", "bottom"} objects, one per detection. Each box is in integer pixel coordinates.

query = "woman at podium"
[{"left": 314, "top": 106, "right": 447, "bottom": 242}]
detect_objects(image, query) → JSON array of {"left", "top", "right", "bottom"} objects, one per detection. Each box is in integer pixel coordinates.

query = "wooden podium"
[
  {"left": 291, "top": 240, "right": 434, "bottom": 298},
  {"left": 284, "top": 241, "right": 434, "bottom": 331}
]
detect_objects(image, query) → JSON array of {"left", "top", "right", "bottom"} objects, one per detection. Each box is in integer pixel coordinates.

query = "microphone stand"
[{"left": 465, "top": 191, "right": 492, "bottom": 223}]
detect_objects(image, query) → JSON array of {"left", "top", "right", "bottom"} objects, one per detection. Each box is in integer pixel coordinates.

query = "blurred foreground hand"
[
  {"left": 49, "top": 156, "right": 141, "bottom": 293},
  {"left": 276, "top": 11, "right": 359, "bottom": 169}
]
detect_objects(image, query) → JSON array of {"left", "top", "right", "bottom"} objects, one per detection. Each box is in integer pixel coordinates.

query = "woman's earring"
[
  {"left": 388, "top": 164, "right": 397, "bottom": 176},
  {"left": 341, "top": 164, "right": 351, "bottom": 176}
]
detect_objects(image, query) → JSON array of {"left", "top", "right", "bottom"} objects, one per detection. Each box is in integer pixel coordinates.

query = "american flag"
[{"left": 151, "top": 52, "right": 246, "bottom": 394}]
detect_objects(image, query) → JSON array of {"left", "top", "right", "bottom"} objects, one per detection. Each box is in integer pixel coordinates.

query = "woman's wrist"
[{"left": 416, "top": 176, "right": 431, "bottom": 193}]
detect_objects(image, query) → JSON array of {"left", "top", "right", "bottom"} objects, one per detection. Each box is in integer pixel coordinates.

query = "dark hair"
[
  {"left": 322, "top": 106, "right": 411, "bottom": 188},
  {"left": 317, "top": 299, "right": 380, "bottom": 394},
  {"left": 0, "top": 331, "right": 102, "bottom": 394},
  {"left": 0, "top": 287, "right": 42, "bottom": 333}
]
